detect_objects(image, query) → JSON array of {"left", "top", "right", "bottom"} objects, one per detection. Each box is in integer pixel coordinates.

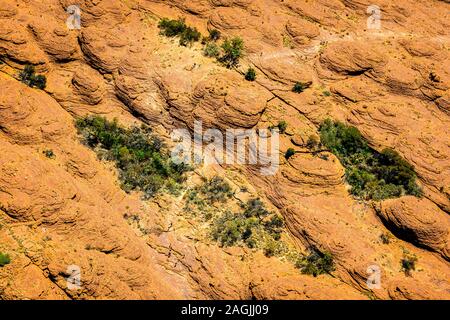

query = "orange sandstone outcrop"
[{"left": 0, "top": 0, "right": 449, "bottom": 300}]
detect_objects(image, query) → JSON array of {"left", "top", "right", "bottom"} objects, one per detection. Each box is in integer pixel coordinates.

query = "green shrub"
[
  {"left": 76, "top": 116, "right": 191, "bottom": 199},
  {"left": 19, "top": 65, "right": 46, "bottom": 89},
  {"left": 322, "top": 90, "right": 331, "bottom": 97},
  {"left": 401, "top": 252, "right": 417, "bottom": 276},
  {"left": 0, "top": 252, "right": 11, "bottom": 267},
  {"left": 263, "top": 238, "right": 284, "bottom": 257},
  {"left": 292, "top": 81, "right": 310, "bottom": 93},
  {"left": 43, "top": 149, "right": 55, "bottom": 159},
  {"left": 277, "top": 120, "right": 287, "bottom": 133},
  {"left": 285, "top": 148, "right": 295, "bottom": 159},
  {"left": 211, "top": 198, "right": 282, "bottom": 248},
  {"left": 179, "top": 27, "right": 201, "bottom": 46},
  {"left": 319, "top": 119, "right": 421, "bottom": 200},
  {"left": 245, "top": 67, "right": 256, "bottom": 81},
  {"left": 203, "top": 42, "right": 220, "bottom": 58},
  {"left": 212, "top": 211, "right": 256, "bottom": 247},
  {"left": 209, "top": 29, "right": 221, "bottom": 41},
  {"left": 242, "top": 198, "right": 270, "bottom": 218},
  {"left": 158, "top": 18, "right": 201, "bottom": 46},
  {"left": 199, "top": 176, "right": 233, "bottom": 204},
  {"left": 296, "top": 249, "right": 335, "bottom": 277},
  {"left": 219, "top": 37, "right": 244, "bottom": 68},
  {"left": 380, "top": 232, "right": 391, "bottom": 244},
  {"left": 158, "top": 18, "right": 187, "bottom": 37}
]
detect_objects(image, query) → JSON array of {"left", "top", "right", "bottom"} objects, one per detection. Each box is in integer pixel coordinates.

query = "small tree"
[
  {"left": 245, "top": 67, "right": 256, "bottom": 81},
  {"left": 220, "top": 37, "right": 244, "bottom": 68}
]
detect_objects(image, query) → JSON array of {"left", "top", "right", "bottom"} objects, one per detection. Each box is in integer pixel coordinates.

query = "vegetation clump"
[
  {"left": 203, "top": 42, "right": 220, "bottom": 58},
  {"left": 285, "top": 148, "right": 295, "bottom": 159},
  {"left": 380, "top": 232, "right": 391, "bottom": 244},
  {"left": 184, "top": 178, "right": 334, "bottom": 277},
  {"left": 319, "top": 119, "right": 422, "bottom": 200},
  {"left": 295, "top": 249, "right": 335, "bottom": 277},
  {"left": 76, "top": 116, "right": 191, "bottom": 199},
  {"left": 184, "top": 176, "right": 234, "bottom": 219},
  {"left": 19, "top": 65, "right": 46, "bottom": 89},
  {"left": 197, "top": 176, "right": 234, "bottom": 204},
  {"left": 269, "top": 120, "right": 288, "bottom": 133},
  {"left": 245, "top": 67, "right": 256, "bottom": 81},
  {"left": 211, "top": 198, "right": 284, "bottom": 249},
  {"left": 208, "top": 29, "right": 221, "bottom": 41},
  {"left": 158, "top": 18, "right": 201, "bottom": 46},
  {"left": 219, "top": 37, "right": 244, "bottom": 68},
  {"left": 43, "top": 149, "right": 55, "bottom": 159},
  {"left": 401, "top": 251, "right": 418, "bottom": 276},
  {"left": 0, "top": 252, "right": 11, "bottom": 267},
  {"left": 277, "top": 120, "right": 287, "bottom": 133},
  {"left": 292, "top": 81, "right": 310, "bottom": 93}
]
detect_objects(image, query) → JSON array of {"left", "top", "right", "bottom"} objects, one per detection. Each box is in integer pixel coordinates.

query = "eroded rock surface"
[{"left": 0, "top": 0, "right": 449, "bottom": 300}]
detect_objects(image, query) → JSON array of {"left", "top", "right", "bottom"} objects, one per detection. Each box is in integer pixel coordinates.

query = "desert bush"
[
  {"left": 380, "top": 232, "right": 391, "bottom": 244},
  {"left": 211, "top": 198, "right": 283, "bottom": 248},
  {"left": 43, "top": 149, "right": 55, "bottom": 159},
  {"left": 158, "top": 18, "right": 201, "bottom": 46},
  {"left": 0, "top": 252, "right": 11, "bottom": 267},
  {"left": 296, "top": 249, "right": 335, "bottom": 277},
  {"left": 212, "top": 211, "right": 252, "bottom": 247},
  {"left": 319, "top": 119, "right": 421, "bottom": 200},
  {"left": 19, "top": 65, "right": 46, "bottom": 89},
  {"left": 285, "top": 148, "right": 295, "bottom": 159},
  {"left": 292, "top": 81, "right": 310, "bottom": 93},
  {"left": 277, "top": 120, "right": 288, "bottom": 133},
  {"left": 76, "top": 116, "right": 191, "bottom": 199},
  {"left": 242, "top": 198, "right": 270, "bottom": 218},
  {"left": 179, "top": 27, "right": 201, "bottom": 46},
  {"left": 401, "top": 252, "right": 418, "bottom": 276},
  {"left": 245, "top": 67, "right": 256, "bottom": 81},
  {"left": 219, "top": 37, "right": 244, "bottom": 68},
  {"left": 203, "top": 42, "right": 220, "bottom": 58},
  {"left": 158, "top": 18, "right": 187, "bottom": 37},
  {"left": 209, "top": 29, "right": 221, "bottom": 41},
  {"left": 199, "top": 176, "right": 233, "bottom": 204},
  {"left": 263, "top": 237, "right": 284, "bottom": 257}
]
